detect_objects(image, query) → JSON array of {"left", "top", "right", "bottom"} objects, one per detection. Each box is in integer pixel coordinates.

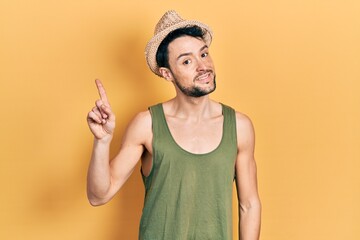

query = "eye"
[
  {"left": 201, "top": 52, "right": 208, "bottom": 58},
  {"left": 183, "top": 59, "right": 191, "bottom": 65}
]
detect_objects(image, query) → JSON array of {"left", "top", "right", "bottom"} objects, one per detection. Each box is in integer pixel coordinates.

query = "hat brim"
[{"left": 145, "top": 20, "right": 213, "bottom": 77}]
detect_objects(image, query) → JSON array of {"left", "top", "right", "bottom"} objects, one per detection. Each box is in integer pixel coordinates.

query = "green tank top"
[{"left": 139, "top": 103, "right": 238, "bottom": 240}]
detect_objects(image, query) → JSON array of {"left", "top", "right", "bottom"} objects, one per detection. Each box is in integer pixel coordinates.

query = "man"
[{"left": 87, "top": 10, "right": 261, "bottom": 240}]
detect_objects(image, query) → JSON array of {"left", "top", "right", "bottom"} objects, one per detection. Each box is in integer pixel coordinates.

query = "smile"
[{"left": 196, "top": 72, "right": 212, "bottom": 83}]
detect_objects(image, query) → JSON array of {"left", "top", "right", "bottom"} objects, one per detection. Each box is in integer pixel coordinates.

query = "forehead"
[{"left": 167, "top": 36, "right": 207, "bottom": 58}]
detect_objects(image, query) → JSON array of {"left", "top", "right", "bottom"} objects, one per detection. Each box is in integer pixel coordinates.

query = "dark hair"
[{"left": 156, "top": 26, "right": 206, "bottom": 69}]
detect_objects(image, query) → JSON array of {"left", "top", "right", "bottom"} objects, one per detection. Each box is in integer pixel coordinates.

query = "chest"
[{"left": 165, "top": 115, "right": 223, "bottom": 154}]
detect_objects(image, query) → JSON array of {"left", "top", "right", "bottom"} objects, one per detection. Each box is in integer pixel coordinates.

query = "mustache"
[{"left": 194, "top": 69, "right": 214, "bottom": 81}]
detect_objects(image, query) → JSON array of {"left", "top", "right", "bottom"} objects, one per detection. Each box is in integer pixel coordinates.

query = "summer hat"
[{"left": 145, "top": 10, "right": 213, "bottom": 77}]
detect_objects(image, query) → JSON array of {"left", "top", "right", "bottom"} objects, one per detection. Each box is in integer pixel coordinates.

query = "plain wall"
[{"left": 1, "top": 0, "right": 359, "bottom": 239}]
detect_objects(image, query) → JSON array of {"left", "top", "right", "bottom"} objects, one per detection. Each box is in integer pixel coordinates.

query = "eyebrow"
[{"left": 176, "top": 45, "right": 209, "bottom": 61}]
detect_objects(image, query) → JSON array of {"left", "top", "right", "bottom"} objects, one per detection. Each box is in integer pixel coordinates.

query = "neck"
[{"left": 166, "top": 94, "right": 218, "bottom": 121}]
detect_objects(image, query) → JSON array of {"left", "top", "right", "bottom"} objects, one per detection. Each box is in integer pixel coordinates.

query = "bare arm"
[
  {"left": 235, "top": 113, "right": 261, "bottom": 240},
  {"left": 86, "top": 79, "right": 151, "bottom": 206}
]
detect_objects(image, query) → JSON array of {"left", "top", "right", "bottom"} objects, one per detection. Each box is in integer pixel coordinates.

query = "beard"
[{"left": 173, "top": 71, "right": 217, "bottom": 98}]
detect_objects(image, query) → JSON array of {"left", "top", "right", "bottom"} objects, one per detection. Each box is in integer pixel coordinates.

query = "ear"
[{"left": 159, "top": 67, "right": 173, "bottom": 81}]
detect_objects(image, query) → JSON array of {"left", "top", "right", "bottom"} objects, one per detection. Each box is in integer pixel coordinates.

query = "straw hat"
[{"left": 145, "top": 10, "right": 213, "bottom": 77}]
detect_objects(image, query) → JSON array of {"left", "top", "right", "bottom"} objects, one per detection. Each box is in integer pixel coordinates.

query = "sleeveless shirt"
[{"left": 139, "top": 103, "right": 238, "bottom": 240}]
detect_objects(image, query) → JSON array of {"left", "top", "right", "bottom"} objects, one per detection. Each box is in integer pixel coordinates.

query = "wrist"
[{"left": 94, "top": 135, "right": 113, "bottom": 145}]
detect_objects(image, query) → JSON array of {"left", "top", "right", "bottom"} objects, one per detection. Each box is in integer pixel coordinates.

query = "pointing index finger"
[{"left": 95, "top": 79, "right": 110, "bottom": 106}]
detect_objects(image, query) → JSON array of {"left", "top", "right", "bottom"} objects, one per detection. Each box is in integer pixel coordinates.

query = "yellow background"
[{"left": 1, "top": 0, "right": 359, "bottom": 239}]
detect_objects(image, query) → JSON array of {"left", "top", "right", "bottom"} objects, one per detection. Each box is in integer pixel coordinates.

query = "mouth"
[{"left": 195, "top": 71, "right": 213, "bottom": 83}]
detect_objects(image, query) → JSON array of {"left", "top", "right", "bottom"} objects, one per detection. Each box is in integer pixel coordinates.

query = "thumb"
[{"left": 101, "top": 104, "right": 115, "bottom": 121}]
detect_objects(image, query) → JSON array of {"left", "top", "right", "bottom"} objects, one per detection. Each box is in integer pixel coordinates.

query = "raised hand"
[{"left": 87, "top": 79, "right": 116, "bottom": 140}]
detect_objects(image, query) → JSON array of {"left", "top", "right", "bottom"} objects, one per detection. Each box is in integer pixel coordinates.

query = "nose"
[{"left": 196, "top": 58, "right": 207, "bottom": 72}]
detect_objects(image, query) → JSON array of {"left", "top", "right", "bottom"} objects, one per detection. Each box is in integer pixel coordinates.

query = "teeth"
[{"left": 198, "top": 73, "right": 209, "bottom": 80}]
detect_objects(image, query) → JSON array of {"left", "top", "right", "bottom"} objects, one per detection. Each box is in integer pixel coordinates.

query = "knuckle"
[{"left": 95, "top": 99, "right": 102, "bottom": 106}]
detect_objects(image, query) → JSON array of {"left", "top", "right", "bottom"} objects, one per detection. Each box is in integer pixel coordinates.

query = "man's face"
[{"left": 165, "top": 36, "right": 216, "bottom": 97}]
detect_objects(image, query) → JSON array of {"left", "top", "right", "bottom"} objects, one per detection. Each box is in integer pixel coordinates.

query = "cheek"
[
  {"left": 177, "top": 71, "right": 194, "bottom": 82},
  {"left": 206, "top": 57, "right": 215, "bottom": 67},
  {"left": 173, "top": 66, "right": 195, "bottom": 77}
]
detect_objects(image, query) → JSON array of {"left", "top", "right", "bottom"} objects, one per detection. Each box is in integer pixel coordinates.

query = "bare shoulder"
[
  {"left": 235, "top": 111, "right": 255, "bottom": 148},
  {"left": 235, "top": 111, "right": 254, "bottom": 131},
  {"left": 123, "top": 109, "right": 152, "bottom": 145},
  {"left": 130, "top": 109, "right": 152, "bottom": 128}
]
